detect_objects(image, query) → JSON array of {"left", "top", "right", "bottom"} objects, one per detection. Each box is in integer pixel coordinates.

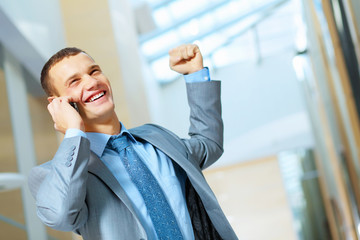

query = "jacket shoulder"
[
  {"left": 129, "top": 124, "right": 180, "bottom": 141},
  {"left": 129, "top": 124, "right": 188, "bottom": 157}
]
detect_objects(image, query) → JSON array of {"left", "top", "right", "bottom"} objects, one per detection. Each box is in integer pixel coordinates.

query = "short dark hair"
[{"left": 41, "top": 47, "right": 86, "bottom": 96}]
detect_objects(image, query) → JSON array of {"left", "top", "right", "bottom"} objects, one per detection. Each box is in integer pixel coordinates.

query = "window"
[{"left": 135, "top": 0, "right": 298, "bottom": 84}]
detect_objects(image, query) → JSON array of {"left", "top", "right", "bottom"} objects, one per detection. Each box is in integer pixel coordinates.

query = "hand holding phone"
[{"left": 47, "top": 97, "right": 84, "bottom": 133}]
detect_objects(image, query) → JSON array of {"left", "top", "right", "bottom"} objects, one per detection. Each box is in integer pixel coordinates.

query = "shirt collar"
[{"left": 86, "top": 122, "right": 137, "bottom": 157}]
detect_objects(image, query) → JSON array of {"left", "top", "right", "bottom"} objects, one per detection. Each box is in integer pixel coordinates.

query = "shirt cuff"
[
  {"left": 64, "top": 128, "right": 87, "bottom": 139},
  {"left": 183, "top": 67, "right": 210, "bottom": 83}
]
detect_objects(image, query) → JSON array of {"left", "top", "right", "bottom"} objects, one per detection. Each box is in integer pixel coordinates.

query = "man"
[{"left": 28, "top": 44, "right": 238, "bottom": 240}]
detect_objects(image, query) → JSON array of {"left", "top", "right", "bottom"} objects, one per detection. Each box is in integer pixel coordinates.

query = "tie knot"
[{"left": 107, "top": 134, "right": 131, "bottom": 153}]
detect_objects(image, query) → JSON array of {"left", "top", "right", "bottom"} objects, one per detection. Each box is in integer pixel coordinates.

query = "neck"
[{"left": 84, "top": 112, "right": 121, "bottom": 135}]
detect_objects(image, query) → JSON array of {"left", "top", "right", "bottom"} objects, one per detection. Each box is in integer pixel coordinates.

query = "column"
[{"left": 3, "top": 48, "right": 47, "bottom": 240}]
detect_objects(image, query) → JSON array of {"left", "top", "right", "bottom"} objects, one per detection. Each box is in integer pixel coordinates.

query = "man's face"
[{"left": 48, "top": 52, "right": 115, "bottom": 125}]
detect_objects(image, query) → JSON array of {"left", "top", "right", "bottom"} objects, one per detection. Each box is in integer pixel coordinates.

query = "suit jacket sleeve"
[
  {"left": 183, "top": 80, "right": 224, "bottom": 169},
  {"left": 28, "top": 136, "right": 90, "bottom": 231}
]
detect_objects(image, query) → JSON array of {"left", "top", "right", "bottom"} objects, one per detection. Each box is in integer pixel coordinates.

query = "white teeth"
[{"left": 89, "top": 92, "right": 105, "bottom": 102}]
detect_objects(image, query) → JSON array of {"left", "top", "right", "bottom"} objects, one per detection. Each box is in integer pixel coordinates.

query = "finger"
[
  {"left": 70, "top": 96, "right": 81, "bottom": 103},
  {"left": 169, "top": 46, "right": 181, "bottom": 58},
  {"left": 49, "top": 97, "right": 62, "bottom": 108},
  {"left": 47, "top": 102, "right": 60, "bottom": 124},
  {"left": 49, "top": 98, "right": 62, "bottom": 112},
  {"left": 186, "top": 45, "right": 196, "bottom": 58},
  {"left": 61, "top": 95, "right": 80, "bottom": 103},
  {"left": 48, "top": 98, "right": 67, "bottom": 118},
  {"left": 168, "top": 46, "right": 176, "bottom": 56},
  {"left": 169, "top": 54, "right": 181, "bottom": 67},
  {"left": 54, "top": 96, "right": 69, "bottom": 104},
  {"left": 193, "top": 44, "right": 200, "bottom": 55},
  {"left": 180, "top": 46, "right": 189, "bottom": 60},
  {"left": 169, "top": 47, "right": 182, "bottom": 66},
  {"left": 47, "top": 103, "right": 54, "bottom": 117}
]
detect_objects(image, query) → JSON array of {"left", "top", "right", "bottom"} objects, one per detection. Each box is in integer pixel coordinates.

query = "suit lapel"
[
  {"left": 129, "top": 124, "right": 203, "bottom": 177},
  {"left": 87, "top": 152, "right": 138, "bottom": 217},
  {"left": 130, "top": 126, "right": 186, "bottom": 164}
]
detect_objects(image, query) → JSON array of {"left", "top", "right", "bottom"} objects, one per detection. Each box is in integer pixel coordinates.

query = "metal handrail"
[
  {"left": 0, "top": 214, "right": 59, "bottom": 240},
  {"left": 0, "top": 173, "right": 25, "bottom": 192}
]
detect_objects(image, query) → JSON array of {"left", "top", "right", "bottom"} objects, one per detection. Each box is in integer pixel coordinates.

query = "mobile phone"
[{"left": 69, "top": 102, "right": 79, "bottom": 112}]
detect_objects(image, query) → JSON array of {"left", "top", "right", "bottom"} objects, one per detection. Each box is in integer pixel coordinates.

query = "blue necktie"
[{"left": 107, "top": 134, "right": 183, "bottom": 240}]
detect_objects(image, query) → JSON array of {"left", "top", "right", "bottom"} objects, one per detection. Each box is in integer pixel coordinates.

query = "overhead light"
[
  {"left": 0, "top": 173, "right": 25, "bottom": 192},
  {"left": 294, "top": 13, "right": 308, "bottom": 54},
  {"left": 292, "top": 55, "right": 306, "bottom": 81}
]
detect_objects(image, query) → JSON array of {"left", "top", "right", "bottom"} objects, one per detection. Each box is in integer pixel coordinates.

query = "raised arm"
[{"left": 169, "top": 44, "right": 224, "bottom": 169}]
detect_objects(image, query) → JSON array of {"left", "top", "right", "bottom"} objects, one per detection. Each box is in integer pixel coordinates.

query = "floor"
[{"left": 204, "top": 155, "right": 297, "bottom": 240}]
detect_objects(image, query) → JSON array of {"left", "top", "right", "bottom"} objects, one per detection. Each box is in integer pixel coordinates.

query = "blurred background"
[{"left": 1, "top": 0, "right": 360, "bottom": 239}]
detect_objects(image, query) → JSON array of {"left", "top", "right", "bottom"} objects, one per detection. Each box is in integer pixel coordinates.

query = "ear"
[{"left": 47, "top": 96, "right": 55, "bottom": 103}]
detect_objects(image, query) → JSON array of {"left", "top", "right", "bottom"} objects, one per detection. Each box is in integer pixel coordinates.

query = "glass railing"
[{"left": 278, "top": 149, "right": 332, "bottom": 240}]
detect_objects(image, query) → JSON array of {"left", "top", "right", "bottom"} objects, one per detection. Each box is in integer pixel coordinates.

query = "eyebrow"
[{"left": 89, "top": 64, "right": 101, "bottom": 71}]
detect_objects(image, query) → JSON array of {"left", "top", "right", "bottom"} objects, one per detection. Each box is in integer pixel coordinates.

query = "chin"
[{"left": 84, "top": 103, "right": 115, "bottom": 121}]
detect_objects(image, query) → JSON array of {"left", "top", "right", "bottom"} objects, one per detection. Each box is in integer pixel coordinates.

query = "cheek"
[
  {"left": 102, "top": 80, "right": 113, "bottom": 95},
  {"left": 64, "top": 86, "right": 82, "bottom": 98},
  {"left": 107, "top": 86, "right": 114, "bottom": 101},
  {"left": 103, "top": 79, "right": 111, "bottom": 89}
]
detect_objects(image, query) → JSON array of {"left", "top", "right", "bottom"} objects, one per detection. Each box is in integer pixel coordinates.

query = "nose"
[{"left": 83, "top": 74, "right": 98, "bottom": 90}]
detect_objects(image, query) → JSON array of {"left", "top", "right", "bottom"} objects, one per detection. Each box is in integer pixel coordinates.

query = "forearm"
[
  {"left": 185, "top": 80, "right": 224, "bottom": 169},
  {"left": 29, "top": 136, "right": 90, "bottom": 231}
]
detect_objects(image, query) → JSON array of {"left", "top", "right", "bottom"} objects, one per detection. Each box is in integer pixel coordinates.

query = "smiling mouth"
[{"left": 86, "top": 91, "right": 105, "bottom": 103}]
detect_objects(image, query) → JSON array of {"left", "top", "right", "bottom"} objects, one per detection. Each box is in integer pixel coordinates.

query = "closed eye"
[
  {"left": 90, "top": 68, "right": 101, "bottom": 75},
  {"left": 69, "top": 78, "right": 80, "bottom": 86}
]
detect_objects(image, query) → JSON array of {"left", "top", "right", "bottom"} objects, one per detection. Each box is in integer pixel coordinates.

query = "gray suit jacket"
[{"left": 28, "top": 81, "right": 238, "bottom": 240}]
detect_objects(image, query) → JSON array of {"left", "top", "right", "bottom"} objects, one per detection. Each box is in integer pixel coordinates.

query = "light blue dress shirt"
[
  {"left": 64, "top": 68, "right": 210, "bottom": 240},
  {"left": 184, "top": 67, "right": 210, "bottom": 82}
]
